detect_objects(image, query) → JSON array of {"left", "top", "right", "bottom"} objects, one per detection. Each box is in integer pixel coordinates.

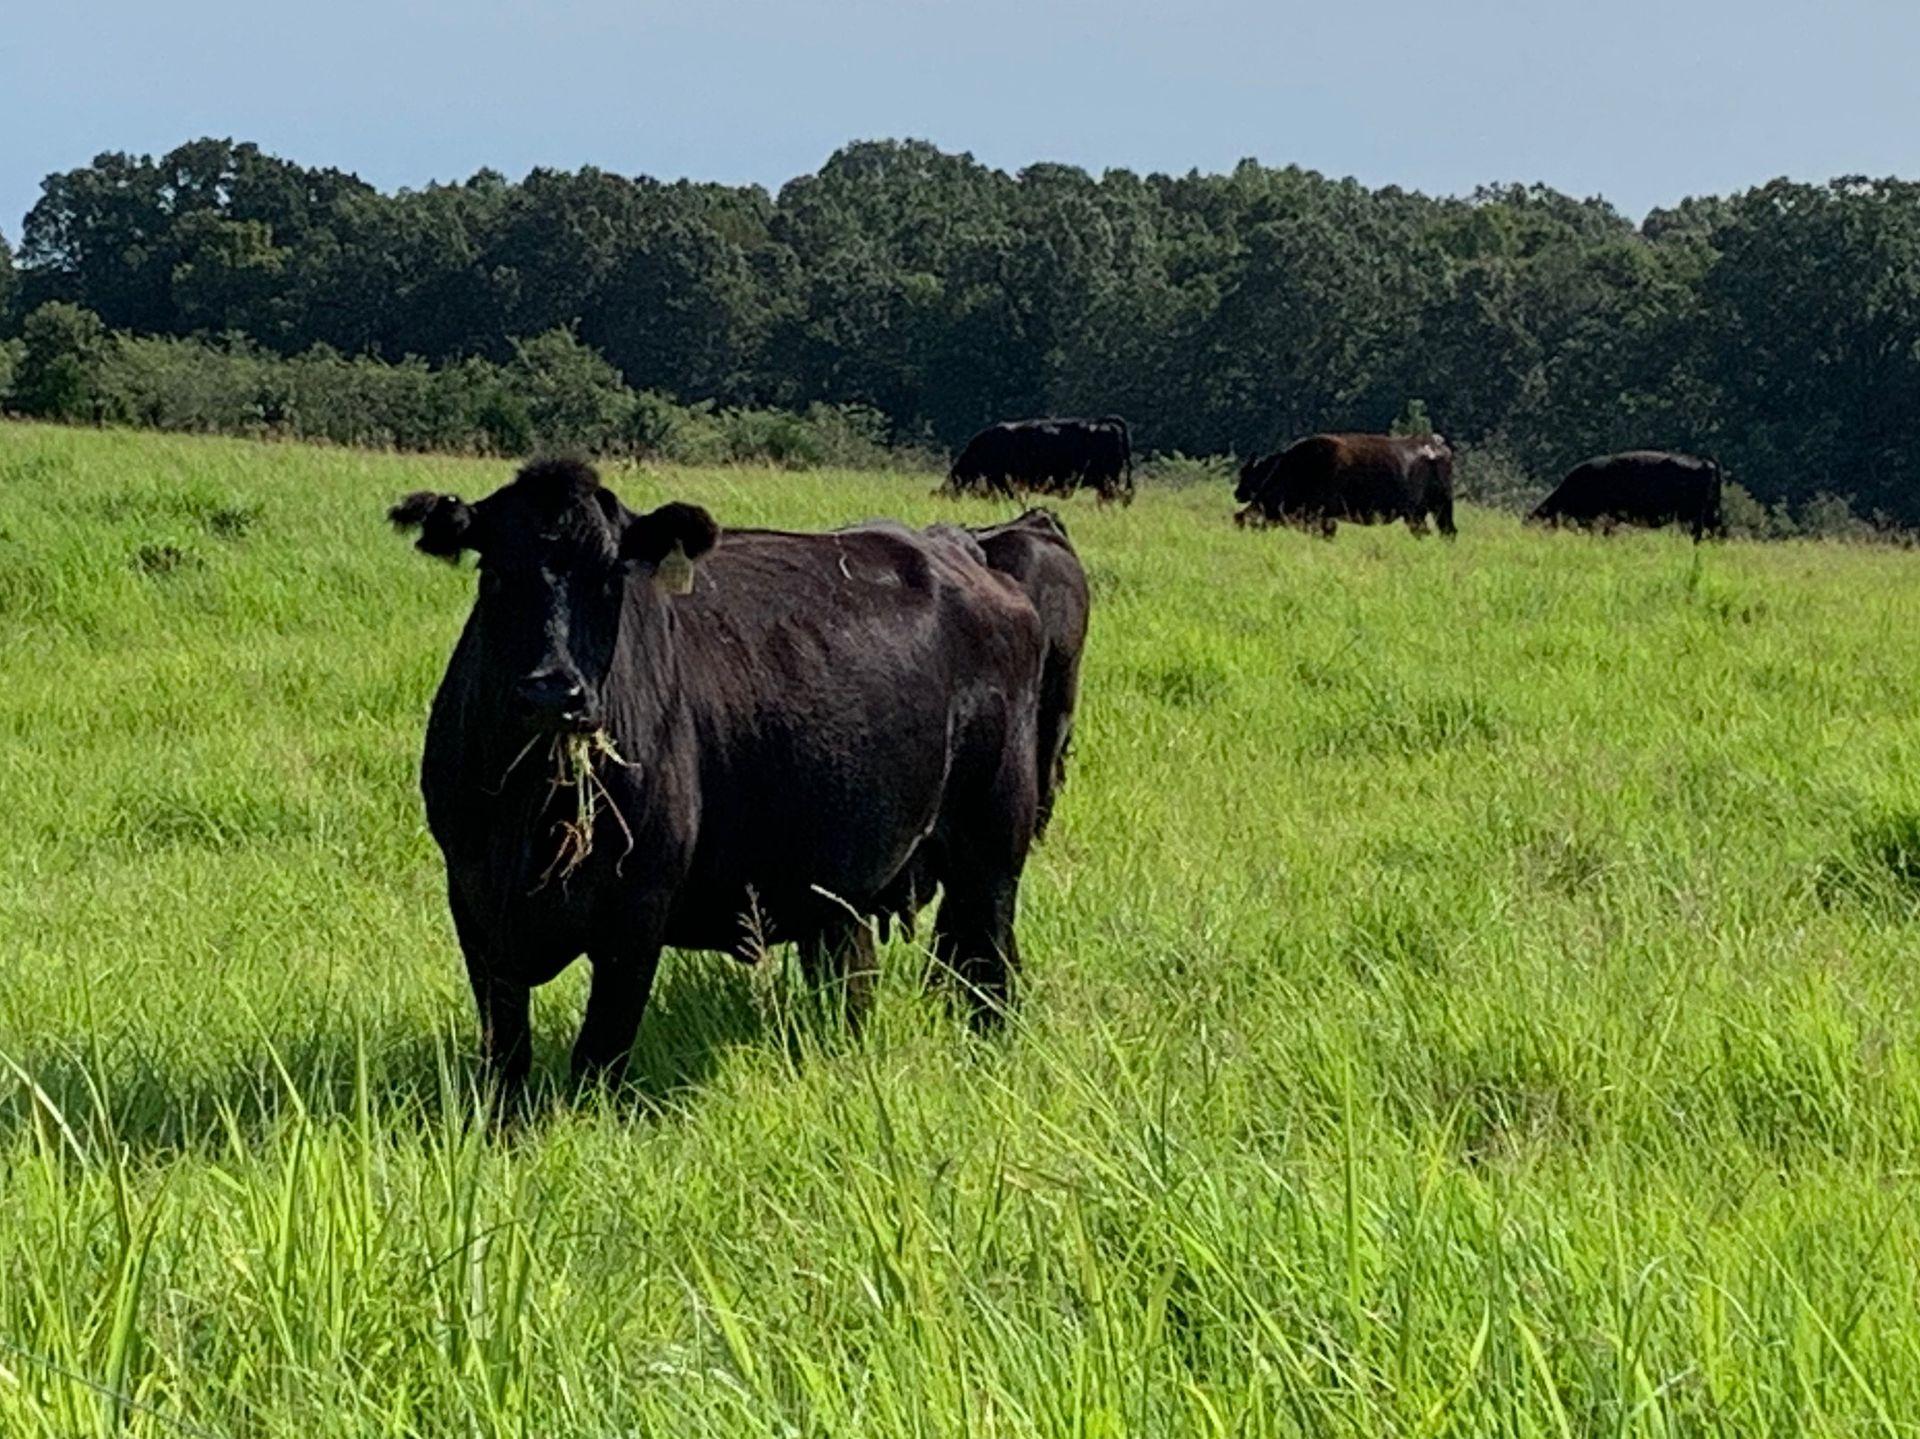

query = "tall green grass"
[{"left": 2, "top": 423, "right": 1919, "bottom": 1435}]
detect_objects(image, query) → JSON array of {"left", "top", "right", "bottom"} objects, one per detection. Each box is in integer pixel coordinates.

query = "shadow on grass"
[
  {"left": 0, "top": 952, "right": 779, "bottom": 1158},
  {"left": 1815, "top": 811, "right": 1920, "bottom": 920}
]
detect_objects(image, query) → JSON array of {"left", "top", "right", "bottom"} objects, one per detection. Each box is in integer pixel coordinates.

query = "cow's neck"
[{"left": 596, "top": 599, "right": 679, "bottom": 767}]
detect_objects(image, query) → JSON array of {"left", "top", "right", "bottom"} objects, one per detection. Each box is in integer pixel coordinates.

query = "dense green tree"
[
  {"left": 18, "top": 152, "right": 173, "bottom": 330},
  {"left": 168, "top": 213, "right": 290, "bottom": 336},
  {"left": 8, "top": 140, "right": 1920, "bottom": 523},
  {"left": 0, "top": 228, "right": 15, "bottom": 331},
  {"left": 582, "top": 209, "right": 768, "bottom": 403},
  {"left": 1698, "top": 178, "right": 1920, "bottom": 516}
]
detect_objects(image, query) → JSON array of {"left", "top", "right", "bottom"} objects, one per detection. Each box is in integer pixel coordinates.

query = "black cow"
[
  {"left": 390, "top": 459, "right": 1052, "bottom": 1095},
  {"left": 928, "top": 510, "right": 1089, "bottom": 839},
  {"left": 1235, "top": 432, "right": 1455, "bottom": 538},
  {"left": 947, "top": 417, "right": 1135, "bottom": 505},
  {"left": 1529, "top": 451, "right": 1724, "bottom": 541}
]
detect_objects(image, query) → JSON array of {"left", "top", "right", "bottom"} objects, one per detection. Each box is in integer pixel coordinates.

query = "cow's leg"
[
  {"left": 448, "top": 885, "right": 533, "bottom": 1098},
  {"left": 1405, "top": 510, "right": 1431, "bottom": 537},
  {"left": 799, "top": 917, "right": 878, "bottom": 1033},
  {"left": 1437, "top": 495, "right": 1457, "bottom": 539},
  {"left": 930, "top": 745, "right": 1036, "bottom": 1030},
  {"left": 932, "top": 876, "right": 1023, "bottom": 1030},
  {"left": 572, "top": 943, "right": 664, "bottom": 1084},
  {"left": 480, "top": 977, "right": 533, "bottom": 1098}
]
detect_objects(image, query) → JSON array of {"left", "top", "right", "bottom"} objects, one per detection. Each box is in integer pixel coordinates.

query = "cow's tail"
[
  {"left": 1033, "top": 677, "right": 1075, "bottom": 839},
  {"left": 1031, "top": 612, "right": 1084, "bottom": 843}
]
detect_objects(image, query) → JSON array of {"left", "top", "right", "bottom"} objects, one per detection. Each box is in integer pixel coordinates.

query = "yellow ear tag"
[{"left": 654, "top": 541, "right": 696, "bottom": 595}]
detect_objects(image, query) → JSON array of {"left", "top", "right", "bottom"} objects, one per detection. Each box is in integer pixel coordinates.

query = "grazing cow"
[
  {"left": 1529, "top": 451, "right": 1724, "bottom": 541},
  {"left": 1235, "top": 432, "right": 1455, "bottom": 538},
  {"left": 390, "top": 459, "right": 1051, "bottom": 1095},
  {"left": 947, "top": 417, "right": 1135, "bottom": 505},
  {"left": 928, "top": 510, "right": 1089, "bottom": 839}
]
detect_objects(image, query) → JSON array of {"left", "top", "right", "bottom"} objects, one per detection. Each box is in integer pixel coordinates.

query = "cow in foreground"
[
  {"left": 390, "top": 459, "right": 1057, "bottom": 1096},
  {"left": 1235, "top": 432, "right": 1455, "bottom": 538},
  {"left": 947, "top": 417, "right": 1135, "bottom": 505},
  {"left": 1529, "top": 451, "right": 1724, "bottom": 541}
]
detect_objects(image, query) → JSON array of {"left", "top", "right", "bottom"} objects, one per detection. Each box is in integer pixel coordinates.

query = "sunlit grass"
[{"left": 1, "top": 423, "right": 1919, "bottom": 1434}]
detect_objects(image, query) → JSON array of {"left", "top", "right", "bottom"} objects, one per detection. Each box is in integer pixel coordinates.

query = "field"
[{"left": 2, "top": 423, "right": 1919, "bottom": 1436}]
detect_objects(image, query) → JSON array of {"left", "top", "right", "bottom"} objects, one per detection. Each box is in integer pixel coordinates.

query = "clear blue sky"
[{"left": 3, "top": 0, "right": 1916, "bottom": 241}]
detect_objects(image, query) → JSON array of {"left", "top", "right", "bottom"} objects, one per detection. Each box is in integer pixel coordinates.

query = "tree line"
[{"left": 2, "top": 138, "right": 1917, "bottom": 524}]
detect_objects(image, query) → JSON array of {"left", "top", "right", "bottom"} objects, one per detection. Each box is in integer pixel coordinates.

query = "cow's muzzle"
[{"left": 515, "top": 668, "right": 600, "bottom": 733}]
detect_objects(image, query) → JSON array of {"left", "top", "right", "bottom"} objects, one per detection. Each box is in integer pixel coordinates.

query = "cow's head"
[
  {"left": 391, "top": 459, "right": 718, "bottom": 733},
  {"left": 1234, "top": 456, "right": 1268, "bottom": 504}
]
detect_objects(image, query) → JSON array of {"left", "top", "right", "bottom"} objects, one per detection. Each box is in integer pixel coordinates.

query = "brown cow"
[{"left": 1235, "top": 433, "right": 1455, "bottom": 539}]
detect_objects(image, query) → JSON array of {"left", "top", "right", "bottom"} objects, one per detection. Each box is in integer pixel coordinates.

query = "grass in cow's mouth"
[{"left": 542, "top": 729, "right": 635, "bottom": 883}]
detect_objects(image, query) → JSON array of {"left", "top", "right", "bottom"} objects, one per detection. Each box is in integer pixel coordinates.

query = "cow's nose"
[{"left": 515, "top": 669, "right": 593, "bottom": 728}]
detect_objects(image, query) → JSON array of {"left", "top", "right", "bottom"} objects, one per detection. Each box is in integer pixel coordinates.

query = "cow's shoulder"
[{"left": 1286, "top": 433, "right": 1346, "bottom": 465}]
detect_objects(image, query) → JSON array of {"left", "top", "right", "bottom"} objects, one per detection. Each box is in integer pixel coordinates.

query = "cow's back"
[
  {"left": 1547, "top": 450, "right": 1717, "bottom": 527},
  {"left": 954, "top": 418, "right": 1132, "bottom": 497},
  {"left": 1309, "top": 434, "right": 1422, "bottom": 516}
]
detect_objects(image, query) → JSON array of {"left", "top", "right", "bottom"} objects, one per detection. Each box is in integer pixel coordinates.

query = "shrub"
[
  {"left": 100, "top": 333, "right": 265, "bottom": 433},
  {"left": 795, "top": 403, "right": 895, "bottom": 469},
  {"left": 627, "top": 390, "right": 687, "bottom": 456},
  {"left": 1796, "top": 491, "right": 1876, "bottom": 542},
  {"left": 1720, "top": 481, "right": 1799, "bottom": 540},
  {"left": 0, "top": 338, "right": 20, "bottom": 406},
  {"left": 508, "top": 328, "right": 636, "bottom": 455},
  {"left": 1451, "top": 436, "right": 1545, "bottom": 513},
  {"left": 473, "top": 380, "right": 535, "bottom": 456},
  {"left": 625, "top": 396, "right": 901, "bottom": 470},
  {"left": 1392, "top": 397, "right": 1434, "bottom": 436},
  {"left": 14, "top": 302, "right": 110, "bottom": 422},
  {"left": 1139, "top": 452, "right": 1234, "bottom": 489}
]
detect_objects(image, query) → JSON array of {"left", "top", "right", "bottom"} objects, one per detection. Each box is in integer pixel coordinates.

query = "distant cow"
[
  {"left": 947, "top": 417, "right": 1135, "bottom": 505},
  {"left": 1235, "top": 432, "right": 1455, "bottom": 538},
  {"left": 390, "top": 459, "right": 1055, "bottom": 1096},
  {"left": 1529, "top": 451, "right": 1724, "bottom": 541}
]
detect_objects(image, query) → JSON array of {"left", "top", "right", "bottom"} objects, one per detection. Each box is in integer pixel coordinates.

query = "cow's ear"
[
  {"left": 622, "top": 502, "right": 719, "bottom": 594},
  {"left": 389, "top": 492, "right": 478, "bottom": 561}
]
